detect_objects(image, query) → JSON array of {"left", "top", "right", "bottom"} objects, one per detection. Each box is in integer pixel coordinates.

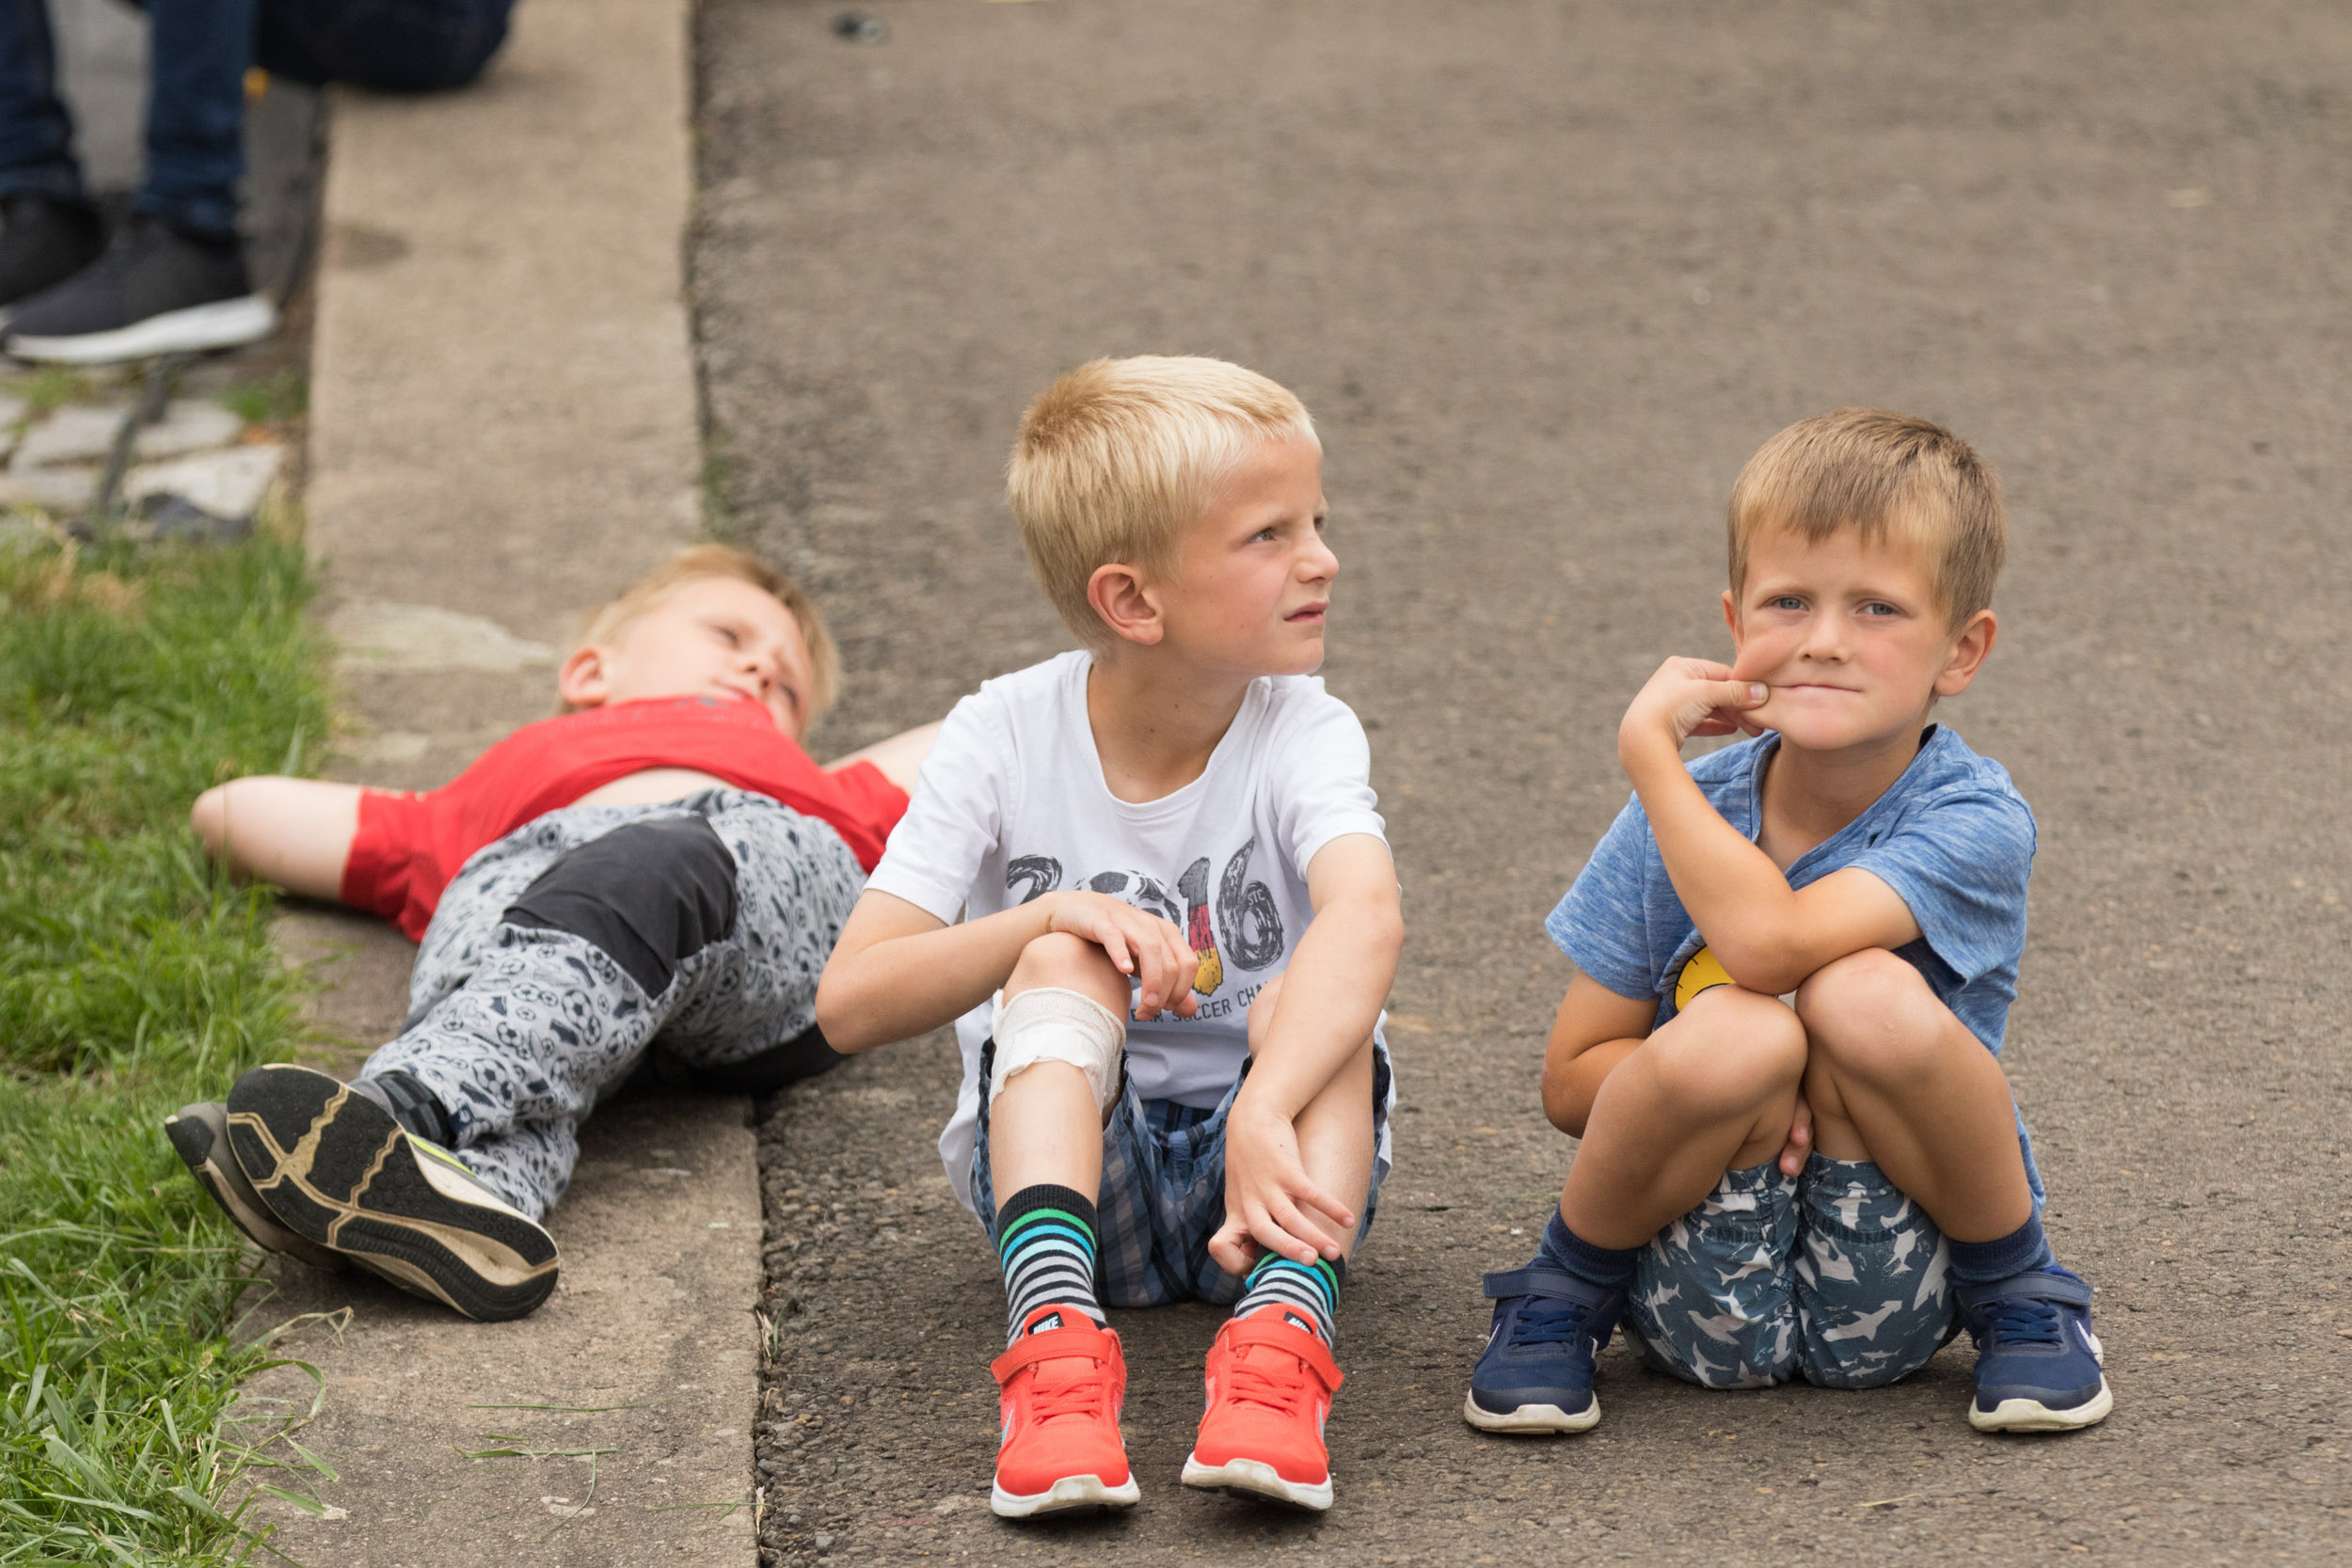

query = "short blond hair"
[
  {"left": 1008, "top": 356, "right": 1319, "bottom": 644},
  {"left": 569, "top": 544, "right": 839, "bottom": 720},
  {"left": 1727, "top": 408, "right": 2005, "bottom": 626}
]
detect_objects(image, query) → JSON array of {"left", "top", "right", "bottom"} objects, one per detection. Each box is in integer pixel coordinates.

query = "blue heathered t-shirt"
[{"left": 1545, "top": 724, "right": 2045, "bottom": 1197}]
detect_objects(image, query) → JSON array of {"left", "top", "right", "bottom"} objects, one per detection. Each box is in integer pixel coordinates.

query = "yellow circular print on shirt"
[{"left": 1673, "top": 944, "right": 1737, "bottom": 1010}]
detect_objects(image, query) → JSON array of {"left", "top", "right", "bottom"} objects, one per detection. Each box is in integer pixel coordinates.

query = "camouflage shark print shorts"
[{"left": 1626, "top": 1154, "right": 1957, "bottom": 1390}]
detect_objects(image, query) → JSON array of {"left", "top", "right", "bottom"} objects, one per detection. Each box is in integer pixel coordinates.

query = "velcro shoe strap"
[
  {"left": 1957, "top": 1270, "right": 2093, "bottom": 1310},
  {"left": 990, "top": 1321, "right": 1120, "bottom": 1386},
  {"left": 1224, "top": 1315, "right": 1344, "bottom": 1393},
  {"left": 1482, "top": 1266, "right": 1613, "bottom": 1306}
]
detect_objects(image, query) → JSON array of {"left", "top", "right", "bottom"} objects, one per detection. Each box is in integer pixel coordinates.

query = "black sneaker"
[
  {"left": 0, "top": 196, "right": 105, "bottom": 312},
  {"left": 226, "top": 1062, "right": 561, "bottom": 1322},
  {"left": 165, "top": 1101, "right": 349, "bottom": 1274},
  {"left": 7, "top": 215, "right": 276, "bottom": 364}
]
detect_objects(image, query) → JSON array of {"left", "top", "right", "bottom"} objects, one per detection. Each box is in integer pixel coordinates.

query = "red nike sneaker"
[
  {"left": 988, "top": 1307, "right": 1141, "bottom": 1517},
  {"left": 1182, "top": 1306, "right": 1345, "bottom": 1510}
]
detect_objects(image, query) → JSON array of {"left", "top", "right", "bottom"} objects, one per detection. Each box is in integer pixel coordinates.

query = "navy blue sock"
[
  {"left": 1535, "top": 1210, "right": 1638, "bottom": 1289},
  {"left": 1946, "top": 1211, "right": 2054, "bottom": 1284}
]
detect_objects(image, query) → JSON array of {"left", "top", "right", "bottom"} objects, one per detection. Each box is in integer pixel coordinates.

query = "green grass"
[
  {"left": 215, "top": 372, "right": 307, "bottom": 430},
  {"left": 1, "top": 533, "right": 336, "bottom": 1563}
]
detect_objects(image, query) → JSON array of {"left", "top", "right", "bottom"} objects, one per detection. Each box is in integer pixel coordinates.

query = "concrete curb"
[{"left": 247, "top": 0, "right": 759, "bottom": 1560}]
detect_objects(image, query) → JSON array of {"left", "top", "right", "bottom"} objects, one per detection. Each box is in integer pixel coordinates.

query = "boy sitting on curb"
[
  {"left": 1467, "top": 410, "right": 2112, "bottom": 1435},
  {"left": 816, "top": 357, "right": 1403, "bottom": 1516},
  {"left": 166, "top": 546, "right": 937, "bottom": 1321}
]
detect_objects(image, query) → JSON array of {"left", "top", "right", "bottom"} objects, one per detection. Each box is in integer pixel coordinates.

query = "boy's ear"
[
  {"left": 557, "top": 644, "right": 612, "bottom": 708},
  {"left": 1721, "top": 587, "right": 1740, "bottom": 643},
  {"left": 1932, "top": 609, "right": 1997, "bottom": 698},
  {"left": 1087, "top": 562, "right": 1165, "bottom": 647}
]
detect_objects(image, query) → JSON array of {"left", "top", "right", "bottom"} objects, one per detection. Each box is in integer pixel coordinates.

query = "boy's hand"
[
  {"left": 1045, "top": 892, "right": 1201, "bottom": 1020},
  {"left": 1209, "top": 1101, "right": 1355, "bottom": 1274},
  {"left": 1778, "top": 1092, "right": 1813, "bottom": 1180},
  {"left": 1618, "top": 657, "right": 1770, "bottom": 764}
]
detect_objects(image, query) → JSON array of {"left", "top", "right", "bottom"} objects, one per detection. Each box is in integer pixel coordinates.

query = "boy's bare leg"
[
  {"left": 987, "top": 931, "right": 1128, "bottom": 1198},
  {"left": 1558, "top": 986, "right": 1807, "bottom": 1249},
  {"left": 1794, "top": 948, "right": 2034, "bottom": 1243},
  {"left": 1245, "top": 974, "right": 1375, "bottom": 1263},
  {"left": 190, "top": 776, "right": 362, "bottom": 901}
]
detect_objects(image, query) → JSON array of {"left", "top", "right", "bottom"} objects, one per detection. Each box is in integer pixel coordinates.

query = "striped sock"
[
  {"left": 1232, "top": 1252, "right": 1345, "bottom": 1345},
  {"left": 995, "top": 1183, "right": 1104, "bottom": 1344}
]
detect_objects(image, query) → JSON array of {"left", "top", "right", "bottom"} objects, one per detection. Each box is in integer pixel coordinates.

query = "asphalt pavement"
[{"left": 691, "top": 3, "right": 2352, "bottom": 1561}]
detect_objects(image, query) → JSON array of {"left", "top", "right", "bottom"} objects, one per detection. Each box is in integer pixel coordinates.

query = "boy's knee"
[
  {"left": 502, "top": 816, "right": 739, "bottom": 997},
  {"left": 1652, "top": 987, "right": 1807, "bottom": 1114},
  {"left": 1006, "top": 929, "right": 1130, "bottom": 1013},
  {"left": 1795, "top": 950, "right": 1944, "bottom": 1083}
]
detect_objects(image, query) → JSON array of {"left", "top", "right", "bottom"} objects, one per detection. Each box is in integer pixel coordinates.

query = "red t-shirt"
[{"left": 342, "top": 695, "right": 910, "bottom": 941}]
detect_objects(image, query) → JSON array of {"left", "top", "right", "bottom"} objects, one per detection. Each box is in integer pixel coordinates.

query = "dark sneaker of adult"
[
  {"left": 0, "top": 196, "right": 104, "bottom": 314},
  {"left": 165, "top": 1101, "right": 348, "bottom": 1274},
  {"left": 6, "top": 214, "right": 275, "bottom": 364},
  {"left": 1463, "top": 1265, "right": 1625, "bottom": 1434},
  {"left": 1956, "top": 1266, "right": 2113, "bottom": 1432},
  {"left": 225, "top": 1062, "right": 560, "bottom": 1322}
]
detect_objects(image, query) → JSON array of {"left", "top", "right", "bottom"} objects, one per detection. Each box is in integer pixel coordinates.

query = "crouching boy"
[
  {"left": 1468, "top": 411, "right": 2111, "bottom": 1435},
  {"left": 167, "top": 546, "right": 936, "bottom": 1320},
  {"left": 817, "top": 357, "right": 1403, "bottom": 1516}
]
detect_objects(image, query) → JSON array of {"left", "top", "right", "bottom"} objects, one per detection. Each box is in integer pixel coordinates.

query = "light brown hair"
[
  {"left": 568, "top": 544, "right": 838, "bottom": 719},
  {"left": 1008, "top": 356, "right": 1318, "bottom": 645},
  {"left": 1727, "top": 408, "right": 2006, "bottom": 626}
]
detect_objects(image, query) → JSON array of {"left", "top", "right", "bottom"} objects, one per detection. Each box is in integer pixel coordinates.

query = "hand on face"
[
  {"left": 1617, "top": 655, "right": 1771, "bottom": 762},
  {"left": 557, "top": 577, "right": 817, "bottom": 738}
]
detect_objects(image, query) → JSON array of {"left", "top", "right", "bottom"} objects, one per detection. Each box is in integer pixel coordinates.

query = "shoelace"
[
  {"left": 1977, "top": 1296, "right": 2063, "bottom": 1348},
  {"left": 1506, "top": 1298, "right": 1593, "bottom": 1349},
  {"left": 1027, "top": 1364, "right": 1109, "bottom": 1424},
  {"left": 1223, "top": 1354, "right": 1309, "bottom": 1417}
]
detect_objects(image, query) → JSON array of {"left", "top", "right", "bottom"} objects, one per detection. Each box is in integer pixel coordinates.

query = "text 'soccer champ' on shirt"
[
  {"left": 865, "top": 651, "right": 1392, "bottom": 1212},
  {"left": 1547, "top": 724, "right": 2048, "bottom": 1200}
]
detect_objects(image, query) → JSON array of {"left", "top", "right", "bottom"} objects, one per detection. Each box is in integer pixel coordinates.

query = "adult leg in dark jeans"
[
  {"left": 5, "top": 0, "right": 512, "bottom": 360},
  {"left": 0, "top": 0, "right": 105, "bottom": 304}
]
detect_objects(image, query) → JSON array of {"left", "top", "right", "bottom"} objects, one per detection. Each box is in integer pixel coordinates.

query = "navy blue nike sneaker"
[
  {"left": 1956, "top": 1266, "right": 2112, "bottom": 1432},
  {"left": 1463, "top": 1266, "right": 1626, "bottom": 1433}
]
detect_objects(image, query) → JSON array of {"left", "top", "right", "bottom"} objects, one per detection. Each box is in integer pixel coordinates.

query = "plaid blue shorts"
[{"left": 968, "top": 1037, "right": 1394, "bottom": 1308}]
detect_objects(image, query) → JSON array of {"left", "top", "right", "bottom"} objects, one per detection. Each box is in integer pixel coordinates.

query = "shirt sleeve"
[
  {"left": 1846, "top": 788, "right": 2035, "bottom": 987},
  {"left": 339, "top": 787, "right": 437, "bottom": 942},
  {"left": 1543, "top": 796, "right": 1661, "bottom": 1002},
  {"left": 1267, "top": 692, "right": 1387, "bottom": 877},
  {"left": 861, "top": 692, "right": 1005, "bottom": 926},
  {"left": 822, "top": 759, "right": 913, "bottom": 848}
]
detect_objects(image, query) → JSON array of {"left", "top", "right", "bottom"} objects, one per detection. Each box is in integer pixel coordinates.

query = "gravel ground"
[{"left": 692, "top": 3, "right": 2352, "bottom": 1561}]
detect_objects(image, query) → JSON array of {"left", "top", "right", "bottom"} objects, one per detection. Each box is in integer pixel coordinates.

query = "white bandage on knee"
[{"left": 988, "top": 987, "right": 1125, "bottom": 1113}]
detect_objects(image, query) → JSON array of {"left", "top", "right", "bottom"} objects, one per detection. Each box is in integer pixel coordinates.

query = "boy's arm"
[
  {"left": 814, "top": 885, "right": 1202, "bottom": 1053},
  {"left": 823, "top": 721, "right": 942, "bottom": 794},
  {"left": 189, "top": 777, "right": 363, "bottom": 902},
  {"left": 1537, "top": 973, "right": 1658, "bottom": 1136},
  {"left": 1214, "top": 832, "right": 1406, "bottom": 1268},
  {"left": 1617, "top": 657, "right": 1920, "bottom": 996}
]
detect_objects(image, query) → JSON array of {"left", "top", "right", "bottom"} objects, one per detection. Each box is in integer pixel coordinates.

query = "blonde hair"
[
  {"left": 1727, "top": 408, "right": 2006, "bottom": 626},
  {"left": 1008, "top": 356, "right": 1318, "bottom": 644},
  {"left": 568, "top": 544, "right": 839, "bottom": 720}
]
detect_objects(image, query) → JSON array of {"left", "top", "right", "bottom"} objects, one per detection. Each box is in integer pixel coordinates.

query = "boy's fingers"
[{"left": 1247, "top": 1203, "right": 1318, "bottom": 1267}]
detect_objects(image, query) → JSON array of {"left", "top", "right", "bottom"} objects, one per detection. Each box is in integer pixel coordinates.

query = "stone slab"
[
  {"left": 239, "top": 1093, "right": 761, "bottom": 1568},
  {"left": 257, "top": 0, "right": 751, "bottom": 1559}
]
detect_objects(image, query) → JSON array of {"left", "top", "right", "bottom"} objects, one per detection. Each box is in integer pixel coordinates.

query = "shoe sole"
[
  {"left": 1461, "top": 1390, "right": 1601, "bottom": 1434},
  {"left": 1180, "top": 1453, "right": 1333, "bottom": 1512},
  {"left": 165, "top": 1101, "right": 347, "bottom": 1274},
  {"left": 1970, "top": 1377, "right": 2113, "bottom": 1433},
  {"left": 989, "top": 1472, "right": 1140, "bottom": 1518},
  {"left": 226, "top": 1063, "right": 559, "bottom": 1322},
  {"left": 9, "top": 293, "right": 277, "bottom": 364}
]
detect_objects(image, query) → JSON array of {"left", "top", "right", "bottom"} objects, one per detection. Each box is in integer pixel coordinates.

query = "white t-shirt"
[{"left": 865, "top": 650, "right": 1391, "bottom": 1211}]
